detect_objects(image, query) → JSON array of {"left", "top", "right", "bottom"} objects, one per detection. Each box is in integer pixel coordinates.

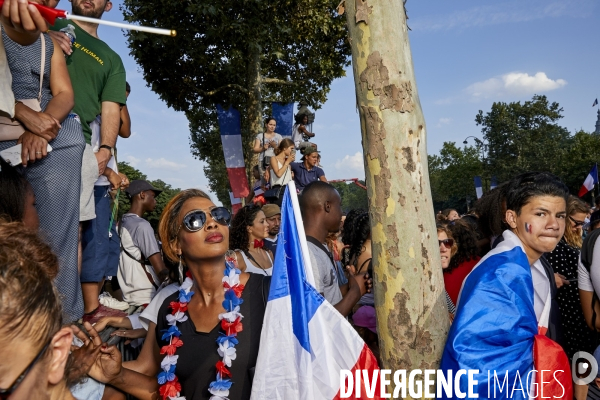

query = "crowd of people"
[{"left": 5, "top": 1, "right": 600, "bottom": 400}]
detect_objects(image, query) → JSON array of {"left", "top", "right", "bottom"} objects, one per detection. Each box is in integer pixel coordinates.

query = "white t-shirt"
[
  {"left": 139, "top": 283, "right": 180, "bottom": 330},
  {"left": 578, "top": 238, "right": 600, "bottom": 293}
]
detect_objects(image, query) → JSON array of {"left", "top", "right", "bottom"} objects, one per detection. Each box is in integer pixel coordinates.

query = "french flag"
[
  {"left": 440, "top": 230, "right": 572, "bottom": 399},
  {"left": 217, "top": 105, "right": 249, "bottom": 198},
  {"left": 229, "top": 192, "right": 242, "bottom": 214},
  {"left": 474, "top": 176, "right": 483, "bottom": 199},
  {"left": 578, "top": 164, "right": 598, "bottom": 197},
  {"left": 251, "top": 181, "right": 380, "bottom": 400}
]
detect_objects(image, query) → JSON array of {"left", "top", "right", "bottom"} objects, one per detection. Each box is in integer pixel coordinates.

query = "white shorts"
[{"left": 79, "top": 144, "right": 98, "bottom": 221}]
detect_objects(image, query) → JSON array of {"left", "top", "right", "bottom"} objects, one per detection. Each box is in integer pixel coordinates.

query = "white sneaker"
[{"left": 99, "top": 292, "right": 130, "bottom": 311}]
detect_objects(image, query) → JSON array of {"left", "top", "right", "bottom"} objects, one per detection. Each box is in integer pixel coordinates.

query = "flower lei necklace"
[{"left": 158, "top": 256, "right": 245, "bottom": 400}]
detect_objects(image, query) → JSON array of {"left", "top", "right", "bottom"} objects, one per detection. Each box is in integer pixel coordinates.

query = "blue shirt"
[{"left": 290, "top": 162, "right": 325, "bottom": 191}]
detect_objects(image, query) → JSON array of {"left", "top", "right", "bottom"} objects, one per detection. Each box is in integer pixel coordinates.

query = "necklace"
[{"left": 158, "top": 256, "right": 245, "bottom": 400}]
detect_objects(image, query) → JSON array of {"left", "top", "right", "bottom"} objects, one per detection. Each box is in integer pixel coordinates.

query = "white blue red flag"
[
  {"left": 474, "top": 176, "right": 483, "bottom": 199},
  {"left": 578, "top": 163, "right": 598, "bottom": 197},
  {"left": 439, "top": 230, "right": 572, "bottom": 400},
  {"left": 250, "top": 181, "right": 380, "bottom": 399},
  {"left": 217, "top": 105, "right": 249, "bottom": 198}
]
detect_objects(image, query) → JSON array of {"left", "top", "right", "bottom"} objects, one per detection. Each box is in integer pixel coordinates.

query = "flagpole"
[
  {"left": 66, "top": 14, "right": 176, "bottom": 36},
  {"left": 286, "top": 181, "right": 316, "bottom": 287}
]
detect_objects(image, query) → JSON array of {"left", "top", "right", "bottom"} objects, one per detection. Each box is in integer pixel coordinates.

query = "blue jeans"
[{"left": 81, "top": 186, "right": 120, "bottom": 282}]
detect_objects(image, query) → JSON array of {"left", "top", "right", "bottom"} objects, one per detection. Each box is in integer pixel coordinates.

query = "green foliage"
[
  {"left": 429, "top": 95, "right": 600, "bottom": 211},
  {"left": 330, "top": 181, "right": 368, "bottom": 212},
  {"left": 121, "top": 0, "right": 351, "bottom": 203},
  {"left": 476, "top": 94, "right": 570, "bottom": 181},
  {"left": 116, "top": 162, "right": 182, "bottom": 230}
]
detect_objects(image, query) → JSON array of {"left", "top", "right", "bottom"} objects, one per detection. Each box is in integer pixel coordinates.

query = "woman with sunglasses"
[
  {"left": 84, "top": 189, "right": 269, "bottom": 400},
  {"left": 229, "top": 204, "right": 274, "bottom": 276},
  {"left": 437, "top": 224, "right": 458, "bottom": 320},
  {"left": 546, "top": 195, "right": 596, "bottom": 361},
  {"left": 0, "top": 223, "right": 74, "bottom": 400}
]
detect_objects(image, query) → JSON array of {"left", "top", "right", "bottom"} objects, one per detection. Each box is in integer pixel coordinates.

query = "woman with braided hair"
[
  {"left": 230, "top": 204, "right": 274, "bottom": 276},
  {"left": 340, "top": 208, "right": 366, "bottom": 266}
]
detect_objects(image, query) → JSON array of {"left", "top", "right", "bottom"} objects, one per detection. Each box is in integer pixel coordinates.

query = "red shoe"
[{"left": 82, "top": 304, "right": 128, "bottom": 325}]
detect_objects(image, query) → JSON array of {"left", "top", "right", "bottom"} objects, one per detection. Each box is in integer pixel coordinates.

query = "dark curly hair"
[
  {"left": 474, "top": 182, "right": 509, "bottom": 239},
  {"left": 346, "top": 212, "right": 371, "bottom": 268},
  {"left": 229, "top": 204, "right": 263, "bottom": 252},
  {"left": 341, "top": 208, "right": 366, "bottom": 246},
  {"left": 446, "top": 219, "right": 480, "bottom": 272}
]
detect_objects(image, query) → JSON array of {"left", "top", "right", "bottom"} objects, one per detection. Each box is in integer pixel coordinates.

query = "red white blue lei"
[{"left": 158, "top": 257, "right": 244, "bottom": 400}]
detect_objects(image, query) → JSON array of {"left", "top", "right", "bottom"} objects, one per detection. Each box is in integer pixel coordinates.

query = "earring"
[{"left": 178, "top": 254, "right": 184, "bottom": 285}]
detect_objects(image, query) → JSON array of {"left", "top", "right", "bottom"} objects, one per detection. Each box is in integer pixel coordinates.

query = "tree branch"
[
  {"left": 261, "top": 77, "right": 297, "bottom": 86},
  {"left": 188, "top": 83, "right": 249, "bottom": 97}
]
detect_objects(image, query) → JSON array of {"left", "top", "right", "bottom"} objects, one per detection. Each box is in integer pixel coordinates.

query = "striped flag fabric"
[
  {"left": 474, "top": 176, "right": 483, "bottom": 199},
  {"left": 272, "top": 102, "right": 295, "bottom": 138},
  {"left": 440, "top": 230, "right": 572, "bottom": 399},
  {"left": 490, "top": 176, "right": 498, "bottom": 190},
  {"left": 251, "top": 181, "right": 380, "bottom": 400},
  {"left": 593, "top": 98, "right": 598, "bottom": 107},
  {"left": 229, "top": 192, "right": 242, "bottom": 214},
  {"left": 578, "top": 164, "right": 598, "bottom": 197},
  {"left": 217, "top": 105, "right": 249, "bottom": 198}
]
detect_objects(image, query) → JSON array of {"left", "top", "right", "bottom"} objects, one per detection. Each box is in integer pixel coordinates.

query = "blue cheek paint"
[{"left": 525, "top": 223, "right": 532, "bottom": 233}]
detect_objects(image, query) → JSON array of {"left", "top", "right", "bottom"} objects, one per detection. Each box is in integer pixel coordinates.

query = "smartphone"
[{"left": 0, "top": 143, "right": 53, "bottom": 166}]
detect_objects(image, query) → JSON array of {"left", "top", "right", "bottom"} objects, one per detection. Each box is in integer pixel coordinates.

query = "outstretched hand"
[{"left": 67, "top": 322, "right": 103, "bottom": 383}]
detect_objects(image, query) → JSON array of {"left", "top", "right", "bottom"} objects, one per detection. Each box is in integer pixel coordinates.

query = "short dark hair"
[
  {"left": 0, "top": 158, "right": 30, "bottom": 222},
  {"left": 126, "top": 81, "right": 131, "bottom": 93},
  {"left": 505, "top": 172, "right": 569, "bottom": 215},
  {"left": 299, "top": 181, "right": 337, "bottom": 218}
]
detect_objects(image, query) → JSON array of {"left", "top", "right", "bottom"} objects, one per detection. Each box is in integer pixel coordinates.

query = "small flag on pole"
[
  {"left": 474, "top": 176, "right": 483, "bottom": 199},
  {"left": 578, "top": 164, "right": 598, "bottom": 197},
  {"left": 593, "top": 98, "right": 598, "bottom": 107},
  {"left": 490, "top": 176, "right": 498, "bottom": 190}
]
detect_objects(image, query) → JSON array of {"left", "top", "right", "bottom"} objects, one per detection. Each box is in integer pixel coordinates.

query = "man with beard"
[
  {"left": 48, "top": 0, "right": 127, "bottom": 322},
  {"left": 262, "top": 204, "right": 281, "bottom": 255}
]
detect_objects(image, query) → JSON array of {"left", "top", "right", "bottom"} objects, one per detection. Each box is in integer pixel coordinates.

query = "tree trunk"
[
  {"left": 345, "top": 0, "right": 450, "bottom": 376},
  {"left": 246, "top": 44, "right": 263, "bottom": 185}
]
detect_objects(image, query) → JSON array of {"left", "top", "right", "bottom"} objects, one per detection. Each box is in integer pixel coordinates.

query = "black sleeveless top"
[{"left": 156, "top": 273, "right": 269, "bottom": 400}]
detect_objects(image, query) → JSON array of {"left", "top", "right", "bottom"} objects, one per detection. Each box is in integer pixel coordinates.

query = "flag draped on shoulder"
[
  {"left": 250, "top": 181, "right": 380, "bottom": 400},
  {"left": 578, "top": 164, "right": 598, "bottom": 197},
  {"left": 439, "top": 230, "right": 571, "bottom": 400}
]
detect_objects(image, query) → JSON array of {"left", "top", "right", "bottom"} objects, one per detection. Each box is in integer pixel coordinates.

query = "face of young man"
[
  {"left": 305, "top": 153, "right": 318, "bottom": 168},
  {"left": 506, "top": 195, "right": 566, "bottom": 264},
  {"left": 71, "top": 0, "right": 111, "bottom": 19}
]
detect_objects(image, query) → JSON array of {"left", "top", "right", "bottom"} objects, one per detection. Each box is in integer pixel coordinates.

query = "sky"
[{"left": 86, "top": 0, "right": 600, "bottom": 200}]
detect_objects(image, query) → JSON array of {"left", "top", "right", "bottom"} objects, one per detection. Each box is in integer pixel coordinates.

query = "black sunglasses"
[
  {"left": 177, "top": 207, "right": 231, "bottom": 235},
  {"left": 0, "top": 340, "right": 50, "bottom": 397},
  {"left": 569, "top": 216, "right": 585, "bottom": 228},
  {"left": 439, "top": 238, "right": 455, "bottom": 248}
]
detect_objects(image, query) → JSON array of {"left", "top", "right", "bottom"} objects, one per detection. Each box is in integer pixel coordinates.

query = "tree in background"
[
  {"left": 429, "top": 95, "right": 600, "bottom": 210},
  {"left": 429, "top": 142, "right": 483, "bottom": 213},
  {"left": 117, "top": 162, "right": 182, "bottom": 230},
  {"left": 121, "top": 0, "right": 350, "bottom": 203},
  {"left": 330, "top": 181, "right": 368, "bottom": 212},
  {"left": 476, "top": 94, "right": 570, "bottom": 182}
]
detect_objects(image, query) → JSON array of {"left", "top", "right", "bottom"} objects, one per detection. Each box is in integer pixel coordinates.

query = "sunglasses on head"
[
  {"left": 177, "top": 207, "right": 231, "bottom": 235},
  {"left": 439, "top": 238, "right": 454, "bottom": 248}
]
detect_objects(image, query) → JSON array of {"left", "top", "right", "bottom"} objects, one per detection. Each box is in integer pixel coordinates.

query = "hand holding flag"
[{"left": 0, "top": 0, "right": 176, "bottom": 36}]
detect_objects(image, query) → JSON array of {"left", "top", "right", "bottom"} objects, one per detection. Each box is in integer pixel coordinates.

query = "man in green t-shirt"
[{"left": 49, "top": 0, "right": 128, "bottom": 322}]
